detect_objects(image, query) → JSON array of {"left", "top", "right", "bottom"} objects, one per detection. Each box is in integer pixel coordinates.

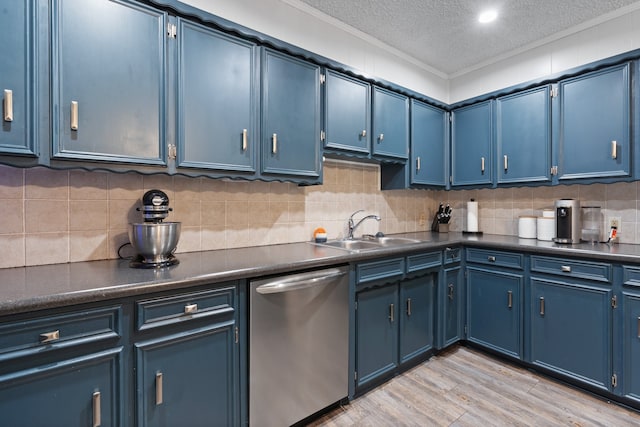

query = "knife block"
[{"left": 436, "top": 223, "right": 449, "bottom": 233}]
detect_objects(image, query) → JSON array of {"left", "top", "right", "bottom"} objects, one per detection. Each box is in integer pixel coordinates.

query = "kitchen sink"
[
  {"left": 372, "top": 237, "right": 423, "bottom": 246},
  {"left": 313, "top": 236, "right": 427, "bottom": 252}
]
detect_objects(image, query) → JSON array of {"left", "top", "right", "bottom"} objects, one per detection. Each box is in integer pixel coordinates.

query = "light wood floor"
[{"left": 307, "top": 345, "right": 640, "bottom": 426}]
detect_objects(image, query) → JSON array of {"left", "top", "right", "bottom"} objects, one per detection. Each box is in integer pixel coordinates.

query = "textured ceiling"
[{"left": 294, "top": 0, "right": 640, "bottom": 77}]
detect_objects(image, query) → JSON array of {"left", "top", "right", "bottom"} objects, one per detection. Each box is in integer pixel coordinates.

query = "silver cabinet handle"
[
  {"left": 406, "top": 298, "right": 412, "bottom": 316},
  {"left": 507, "top": 290, "right": 513, "bottom": 308},
  {"left": 184, "top": 303, "right": 198, "bottom": 314},
  {"left": 156, "top": 372, "right": 163, "bottom": 405},
  {"left": 92, "top": 391, "right": 101, "bottom": 427},
  {"left": 40, "top": 330, "right": 60, "bottom": 343},
  {"left": 504, "top": 155, "right": 508, "bottom": 171},
  {"left": 487, "top": 256, "right": 496, "bottom": 262},
  {"left": 416, "top": 156, "right": 421, "bottom": 171},
  {"left": 561, "top": 265, "right": 571, "bottom": 273},
  {"left": 389, "top": 303, "right": 394, "bottom": 322},
  {"left": 481, "top": 157, "right": 485, "bottom": 173},
  {"left": 448, "top": 283, "right": 454, "bottom": 300},
  {"left": 539, "top": 296, "right": 545, "bottom": 316},
  {"left": 255, "top": 269, "right": 346, "bottom": 294},
  {"left": 637, "top": 317, "right": 640, "bottom": 338},
  {"left": 70, "top": 101, "right": 79, "bottom": 131},
  {"left": 242, "top": 129, "right": 248, "bottom": 151},
  {"left": 360, "top": 130, "right": 367, "bottom": 137},
  {"left": 3, "top": 89, "right": 13, "bottom": 122},
  {"left": 612, "top": 140, "right": 617, "bottom": 159},
  {"left": 378, "top": 133, "right": 384, "bottom": 142},
  {"left": 272, "top": 133, "right": 277, "bottom": 154}
]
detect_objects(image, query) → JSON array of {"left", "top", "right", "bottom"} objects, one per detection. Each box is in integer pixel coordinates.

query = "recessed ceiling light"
[{"left": 478, "top": 10, "right": 498, "bottom": 24}]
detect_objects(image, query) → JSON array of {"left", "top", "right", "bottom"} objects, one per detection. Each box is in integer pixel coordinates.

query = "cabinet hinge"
[
  {"left": 355, "top": 301, "right": 358, "bottom": 310},
  {"left": 550, "top": 166, "right": 558, "bottom": 176},
  {"left": 320, "top": 74, "right": 326, "bottom": 84},
  {"left": 612, "top": 373, "right": 618, "bottom": 388},
  {"left": 167, "top": 23, "right": 177, "bottom": 39},
  {"left": 321, "top": 130, "right": 326, "bottom": 141},
  {"left": 354, "top": 371, "right": 357, "bottom": 380},
  {"left": 550, "top": 87, "right": 558, "bottom": 98},
  {"left": 464, "top": 325, "right": 468, "bottom": 335},
  {"left": 234, "top": 326, "right": 239, "bottom": 344},
  {"left": 449, "top": 115, "right": 452, "bottom": 122},
  {"left": 612, "top": 295, "right": 618, "bottom": 309},
  {"left": 168, "top": 144, "right": 177, "bottom": 160},
  {"left": 464, "top": 270, "right": 468, "bottom": 278},
  {"left": 449, "top": 176, "right": 453, "bottom": 184}
]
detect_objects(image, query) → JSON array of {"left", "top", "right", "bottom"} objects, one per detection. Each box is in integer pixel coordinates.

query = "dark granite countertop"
[{"left": 2, "top": 232, "right": 640, "bottom": 317}]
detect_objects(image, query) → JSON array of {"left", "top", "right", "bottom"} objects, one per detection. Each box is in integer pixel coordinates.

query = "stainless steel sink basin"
[
  {"left": 372, "top": 237, "right": 423, "bottom": 246},
  {"left": 313, "top": 236, "right": 426, "bottom": 252}
]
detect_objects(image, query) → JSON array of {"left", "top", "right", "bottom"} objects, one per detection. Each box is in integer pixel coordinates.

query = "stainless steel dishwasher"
[{"left": 249, "top": 266, "right": 349, "bottom": 427}]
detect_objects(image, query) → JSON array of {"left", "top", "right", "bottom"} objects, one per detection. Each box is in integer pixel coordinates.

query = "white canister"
[
  {"left": 518, "top": 216, "right": 537, "bottom": 239},
  {"left": 542, "top": 209, "right": 554, "bottom": 218},
  {"left": 537, "top": 217, "right": 555, "bottom": 241}
]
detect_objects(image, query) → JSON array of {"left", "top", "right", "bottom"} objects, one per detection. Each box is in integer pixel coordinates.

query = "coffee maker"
[{"left": 553, "top": 199, "right": 581, "bottom": 244}]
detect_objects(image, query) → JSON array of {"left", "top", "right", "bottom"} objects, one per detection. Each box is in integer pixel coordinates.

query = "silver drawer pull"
[
  {"left": 416, "top": 156, "right": 421, "bottom": 171},
  {"left": 242, "top": 129, "right": 248, "bottom": 151},
  {"left": 184, "top": 303, "right": 198, "bottom": 314},
  {"left": 406, "top": 298, "right": 412, "bottom": 316},
  {"left": 637, "top": 317, "right": 640, "bottom": 338},
  {"left": 487, "top": 256, "right": 496, "bottom": 262},
  {"left": 539, "top": 296, "right": 545, "bottom": 316},
  {"left": 70, "top": 101, "right": 78, "bottom": 130},
  {"left": 378, "top": 133, "right": 384, "bottom": 142},
  {"left": 156, "top": 372, "right": 163, "bottom": 405},
  {"left": 360, "top": 129, "right": 367, "bottom": 137},
  {"left": 611, "top": 140, "right": 617, "bottom": 159},
  {"left": 272, "top": 133, "right": 277, "bottom": 154},
  {"left": 561, "top": 265, "right": 571, "bottom": 273},
  {"left": 507, "top": 290, "right": 513, "bottom": 308},
  {"left": 504, "top": 154, "right": 508, "bottom": 171},
  {"left": 389, "top": 303, "right": 394, "bottom": 322},
  {"left": 3, "top": 89, "right": 13, "bottom": 122},
  {"left": 92, "top": 391, "right": 101, "bottom": 427},
  {"left": 481, "top": 157, "right": 485, "bottom": 173},
  {"left": 40, "top": 330, "right": 60, "bottom": 343}
]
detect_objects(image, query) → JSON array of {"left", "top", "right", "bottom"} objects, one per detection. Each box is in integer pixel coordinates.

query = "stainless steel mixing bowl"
[{"left": 128, "top": 222, "right": 181, "bottom": 264}]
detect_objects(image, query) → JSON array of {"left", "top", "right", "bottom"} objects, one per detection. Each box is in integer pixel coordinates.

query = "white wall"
[
  {"left": 449, "top": 7, "right": 640, "bottom": 103},
  {"left": 181, "top": 0, "right": 449, "bottom": 102}
]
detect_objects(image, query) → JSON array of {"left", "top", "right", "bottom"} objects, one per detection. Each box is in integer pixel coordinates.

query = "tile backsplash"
[{"left": 1, "top": 161, "right": 639, "bottom": 269}]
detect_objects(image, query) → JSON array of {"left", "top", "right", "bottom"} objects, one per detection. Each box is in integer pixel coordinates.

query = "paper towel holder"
[{"left": 463, "top": 198, "right": 483, "bottom": 235}]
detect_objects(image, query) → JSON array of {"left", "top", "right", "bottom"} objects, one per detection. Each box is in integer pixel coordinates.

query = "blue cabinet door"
[
  {"left": 467, "top": 267, "right": 523, "bottom": 358},
  {"left": 324, "top": 70, "right": 370, "bottom": 155},
  {"left": 530, "top": 278, "right": 612, "bottom": 391},
  {"left": 176, "top": 19, "right": 258, "bottom": 173},
  {"left": 623, "top": 293, "right": 640, "bottom": 402},
  {"left": 51, "top": 0, "right": 166, "bottom": 164},
  {"left": 136, "top": 322, "right": 238, "bottom": 427},
  {"left": 496, "top": 86, "right": 551, "bottom": 184},
  {"left": 451, "top": 101, "right": 493, "bottom": 186},
  {"left": 372, "top": 87, "right": 409, "bottom": 160},
  {"left": 261, "top": 49, "right": 321, "bottom": 180},
  {"left": 0, "top": 348, "right": 122, "bottom": 427},
  {"left": 439, "top": 266, "right": 463, "bottom": 349},
  {"left": 356, "top": 284, "right": 398, "bottom": 388},
  {"left": 399, "top": 274, "right": 434, "bottom": 363},
  {"left": 556, "top": 63, "right": 630, "bottom": 180},
  {"left": 411, "top": 100, "right": 447, "bottom": 186},
  {"left": 0, "top": 0, "right": 37, "bottom": 156}
]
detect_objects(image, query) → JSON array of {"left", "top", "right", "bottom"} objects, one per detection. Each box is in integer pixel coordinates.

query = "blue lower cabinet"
[
  {"left": 135, "top": 322, "right": 238, "bottom": 427},
  {"left": 355, "top": 284, "right": 398, "bottom": 388},
  {"left": 467, "top": 267, "right": 523, "bottom": 358},
  {"left": 439, "top": 266, "right": 463, "bottom": 349},
  {"left": 399, "top": 275, "right": 435, "bottom": 363},
  {"left": 530, "top": 278, "right": 612, "bottom": 391},
  {"left": 623, "top": 293, "right": 640, "bottom": 402},
  {"left": 0, "top": 347, "right": 122, "bottom": 427}
]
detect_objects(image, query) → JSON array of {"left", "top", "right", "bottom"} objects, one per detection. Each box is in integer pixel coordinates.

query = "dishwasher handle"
[{"left": 255, "top": 268, "right": 346, "bottom": 295}]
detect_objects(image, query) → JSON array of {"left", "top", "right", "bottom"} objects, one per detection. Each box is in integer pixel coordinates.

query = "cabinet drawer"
[
  {"left": 623, "top": 265, "right": 640, "bottom": 288},
  {"left": 466, "top": 248, "right": 523, "bottom": 270},
  {"left": 356, "top": 257, "right": 405, "bottom": 284},
  {"left": 407, "top": 252, "right": 442, "bottom": 273},
  {"left": 530, "top": 256, "right": 611, "bottom": 283},
  {"left": 137, "top": 286, "right": 235, "bottom": 331},
  {"left": 0, "top": 306, "right": 121, "bottom": 362},
  {"left": 443, "top": 247, "right": 461, "bottom": 264}
]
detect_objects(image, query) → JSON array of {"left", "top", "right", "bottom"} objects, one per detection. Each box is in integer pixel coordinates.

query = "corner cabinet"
[
  {"left": 451, "top": 100, "right": 493, "bottom": 187},
  {"left": 554, "top": 62, "right": 631, "bottom": 181},
  {"left": 496, "top": 86, "right": 551, "bottom": 184},
  {"left": 0, "top": 0, "right": 38, "bottom": 157},
  {"left": 176, "top": 19, "right": 259, "bottom": 174},
  {"left": 323, "top": 70, "right": 371, "bottom": 156},
  {"left": 410, "top": 100, "right": 447, "bottom": 186},
  {"left": 372, "top": 87, "right": 409, "bottom": 160},
  {"left": 51, "top": 0, "right": 167, "bottom": 165},
  {"left": 261, "top": 49, "right": 322, "bottom": 182},
  {"left": 438, "top": 247, "right": 463, "bottom": 349}
]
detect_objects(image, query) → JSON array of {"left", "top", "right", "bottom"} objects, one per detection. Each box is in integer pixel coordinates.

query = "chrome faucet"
[{"left": 347, "top": 210, "right": 381, "bottom": 240}]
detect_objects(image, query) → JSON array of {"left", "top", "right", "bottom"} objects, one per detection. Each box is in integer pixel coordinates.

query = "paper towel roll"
[
  {"left": 467, "top": 200, "right": 478, "bottom": 232},
  {"left": 518, "top": 216, "right": 537, "bottom": 239},
  {"left": 537, "top": 217, "right": 555, "bottom": 241}
]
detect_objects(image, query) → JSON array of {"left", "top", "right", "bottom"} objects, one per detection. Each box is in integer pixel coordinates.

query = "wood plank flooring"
[{"left": 307, "top": 346, "right": 640, "bottom": 426}]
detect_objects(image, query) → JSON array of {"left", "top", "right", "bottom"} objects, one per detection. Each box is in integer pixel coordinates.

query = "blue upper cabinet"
[
  {"left": 372, "top": 87, "right": 409, "bottom": 160},
  {"left": 411, "top": 100, "right": 447, "bottom": 186},
  {"left": 555, "top": 62, "right": 631, "bottom": 181},
  {"left": 51, "top": 0, "right": 167, "bottom": 165},
  {"left": 0, "top": 0, "right": 37, "bottom": 156},
  {"left": 176, "top": 20, "right": 258, "bottom": 174},
  {"left": 261, "top": 49, "right": 321, "bottom": 181},
  {"left": 451, "top": 100, "right": 493, "bottom": 187},
  {"left": 324, "top": 70, "right": 371, "bottom": 156},
  {"left": 496, "top": 86, "right": 551, "bottom": 184}
]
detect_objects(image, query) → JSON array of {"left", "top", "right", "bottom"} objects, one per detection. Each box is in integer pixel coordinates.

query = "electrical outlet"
[{"left": 609, "top": 216, "right": 621, "bottom": 231}]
